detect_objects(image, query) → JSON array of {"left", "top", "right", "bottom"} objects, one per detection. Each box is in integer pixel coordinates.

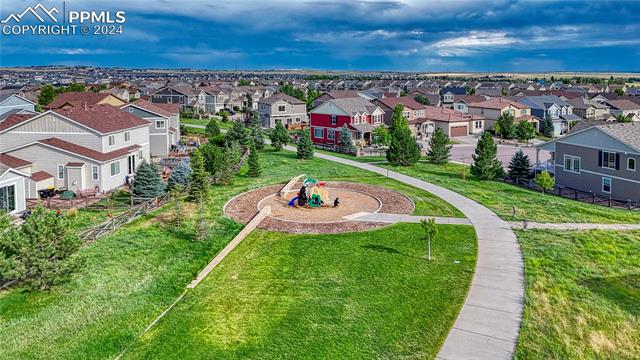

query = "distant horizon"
[
  {"left": 3, "top": 64, "right": 640, "bottom": 77},
  {"left": 1, "top": 1, "right": 639, "bottom": 72}
]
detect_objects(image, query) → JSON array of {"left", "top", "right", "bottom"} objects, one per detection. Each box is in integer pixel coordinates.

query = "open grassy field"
[
  {"left": 181, "top": 117, "right": 232, "bottom": 128},
  {"left": 515, "top": 229, "right": 640, "bottom": 359},
  {"left": 381, "top": 162, "right": 640, "bottom": 224},
  {"left": 123, "top": 223, "right": 477, "bottom": 359},
  {"left": 0, "top": 149, "right": 462, "bottom": 359}
]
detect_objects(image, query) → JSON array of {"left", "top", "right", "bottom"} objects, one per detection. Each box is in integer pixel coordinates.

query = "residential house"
[
  {"left": 0, "top": 159, "right": 30, "bottom": 214},
  {"left": 257, "top": 93, "right": 308, "bottom": 128},
  {"left": 452, "top": 95, "right": 491, "bottom": 114},
  {"left": 517, "top": 95, "right": 579, "bottom": 136},
  {"left": 372, "top": 96, "right": 426, "bottom": 127},
  {"left": 0, "top": 94, "right": 36, "bottom": 118},
  {"left": 0, "top": 105, "right": 150, "bottom": 194},
  {"left": 604, "top": 100, "right": 640, "bottom": 121},
  {"left": 46, "top": 91, "right": 126, "bottom": 109},
  {"left": 312, "top": 91, "right": 364, "bottom": 108},
  {"left": 467, "top": 98, "right": 537, "bottom": 132},
  {"left": 440, "top": 87, "right": 467, "bottom": 107},
  {"left": 409, "top": 89, "right": 441, "bottom": 106},
  {"left": 102, "top": 87, "right": 130, "bottom": 102},
  {"left": 536, "top": 122, "right": 640, "bottom": 201},
  {"left": 150, "top": 86, "right": 206, "bottom": 113},
  {"left": 566, "top": 97, "right": 613, "bottom": 121},
  {"left": 421, "top": 106, "right": 485, "bottom": 138},
  {"left": 309, "top": 98, "right": 384, "bottom": 146},
  {"left": 121, "top": 99, "right": 181, "bottom": 157}
]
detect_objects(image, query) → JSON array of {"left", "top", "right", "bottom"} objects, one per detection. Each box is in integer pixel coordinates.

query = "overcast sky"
[{"left": 1, "top": 0, "right": 639, "bottom": 71}]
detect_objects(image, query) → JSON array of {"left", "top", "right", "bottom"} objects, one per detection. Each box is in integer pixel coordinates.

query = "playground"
[{"left": 224, "top": 178, "right": 415, "bottom": 234}]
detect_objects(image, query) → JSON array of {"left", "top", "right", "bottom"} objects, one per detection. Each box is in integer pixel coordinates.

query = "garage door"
[{"left": 450, "top": 125, "right": 468, "bottom": 137}]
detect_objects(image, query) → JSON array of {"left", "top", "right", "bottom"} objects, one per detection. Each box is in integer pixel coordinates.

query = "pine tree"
[
  {"left": 0, "top": 206, "right": 81, "bottom": 290},
  {"left": 426, "top": 128, "right": 452, "bottom": 164},
  {"left": 226, "top": 120, "right": 249, "bottom": 147},
  {"left": 200, "top": 143, "right": 235, "bottom": 185},
  {"left": 471, "top": 132, "right": 504, "bottom": 180},
  {"left": 247, "top": 144, "right": 262, "bottom": 177},
  {"left": 167, "top": 161, "right": 191, "bottom": 190},
  {"left": 539, "top": 117, "right": 554, "bottom": 138},
  {"left": 169, "top": 184, "right": 185, "bottom": 227},
  {"left": 132, "top": 161, "right": 166, "bottom": 198},
  {"left": 297, "top": 129, "right": 314, "bottom": 159},
  {"left": 507, "top": 150, "right": 532, "bottom": 179},
  {"left": 338, "top": 123, "right": 355, "bottom": 151},
  {"left": 188, "top": 148, "right": 209, "bottom": 201},
  {"left": 386, "top": 104, "right": 421, "bottom": 166},
  {"left": 270, "top": 122, "right": 289, "bottom": 151},
  {"left": 250, "top": 111, "right": 265, "bottom": 150}
]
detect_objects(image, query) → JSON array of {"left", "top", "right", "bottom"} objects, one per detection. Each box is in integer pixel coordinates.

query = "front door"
[{"left": 128, "top": 155, "right": 136, "bottom": 175}]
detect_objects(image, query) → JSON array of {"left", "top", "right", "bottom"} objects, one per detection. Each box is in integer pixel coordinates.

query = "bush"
[
  {"left": 535, "top": 171, "right": 555, "bottom": 194},
  {"left": 270, "top": 122, "right": 289, "bottom": 151}
]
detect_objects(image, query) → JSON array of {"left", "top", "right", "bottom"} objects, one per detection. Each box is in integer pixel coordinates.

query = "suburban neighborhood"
[{"left": 0, "top": 1, "right": 639, "bottom": 360}]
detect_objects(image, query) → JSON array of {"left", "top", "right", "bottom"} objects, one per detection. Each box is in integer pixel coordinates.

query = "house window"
[
  {"left": 278, "top": 105, "right": 286, "bottom": 112},
  {"left": 138, "top": 150, "right": 144, "bottom": 159},
  {"left": 354, "top": 115, "right": 360, "bottom": 125},
  {"left": 110, "top": 161, "right": 120, "bottom": 176},
  {"left": 128, "top": 107, "right": 133, "bottom": 113},
  {"left": 0, "top": 185, "right": 16, "bottom": 212},
  {"left": 92, "top": 165, "right": 99, "bottom": 180},
  {"left": 327, "top": 129, "right": 335, "bottom": 140},
  {"left": 331, "top": 115, "right": 337, "bottom": 125},
  {"left": 602, "top": 177, "right": 612, "bottom": 193},
  {"left": 313, "top": 127, "right": 324, "bottom": 139},
  {"left": 564, "top": 155, "right": 581, "bottom": 173},
  {"left": 373, "top": 114, "right": 381, "bottom": 124},
  {"left": 57, "top": 164, "right": 64, "bottom": 179},
  {"left": 108, "top": 135, "right": 115, "bottom": 146},
  {"left": 475, "top": 121, "right": 482, "bottom": 129},
  {"left": 295, "top": 117, "right": 301, "bottom": 123},
  {"left": 628, "top": 158, "right": 636, "bottom": 171},
  {"left": 402, "top": 111, "right": 410, "bottom": 119},
  {"left": 601, "top": 151, "right": 617, "bottom": 170},
  {"left": 156, "top": 120, "right": 166, "bottom": 129},
  {"left": 124, "top": 131, "right": 131, "bottom": 143}
]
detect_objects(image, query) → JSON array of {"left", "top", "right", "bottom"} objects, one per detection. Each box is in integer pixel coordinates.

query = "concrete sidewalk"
[
  {"left": 510, "top": 221, "right": 640, "bottom": 231},
  {"left": 344, "top": 212, "right": 472, "bottom": 225},
  {"left": 286, "top": 146, "right": 524, "bottom": 360}
]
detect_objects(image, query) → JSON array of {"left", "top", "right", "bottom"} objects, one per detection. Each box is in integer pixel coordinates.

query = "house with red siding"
[{"left": 309, "top": 98, "right": 384, "bottom": 146}]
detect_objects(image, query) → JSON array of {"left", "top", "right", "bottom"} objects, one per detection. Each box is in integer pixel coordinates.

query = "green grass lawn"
[
  {"left": 123, "top": 223, "right": 477, "bottom": 359},
  {"left": 181, "top": 117, "right": 232, "bottom": 129},
  {"left": 380, "top": 162, "right": 640, "bottom": 224},
  {"left": 516, "top": 229, "right": 640, "bottom": 359},
  {"left": 0, "top": 149, "right": 462, "bottom": 359}
]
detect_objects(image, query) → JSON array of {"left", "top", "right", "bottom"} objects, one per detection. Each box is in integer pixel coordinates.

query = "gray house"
[
  {"left": 536, "top": 122, "right": 640, "bottom": 201},
  {"left": 121, "top": 99, "right": 181, "bottom": 157},
  {"left": 150, "top": 86, "right": 205, "bottom": 113},
  {"left": 519, "top": 95, "right": 580, "bottom": 136},
  {"left": 0, "top": 94, "right": 36, "bottom": 119},
  {"left": 258, "top": 93, "right": 308, "bottom": 128}
]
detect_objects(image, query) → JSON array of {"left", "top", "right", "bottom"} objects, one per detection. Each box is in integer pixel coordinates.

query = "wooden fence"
[
  {"left": 504, "top": 177, "right": 640, "bottom": 211},
  {"left": 78, "top": 193, "right": 170, "bottom": 241}
]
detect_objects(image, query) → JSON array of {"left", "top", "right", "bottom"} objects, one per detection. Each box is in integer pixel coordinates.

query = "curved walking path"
[{"left": 287, "top": 146, "right": 524, "bottom": 360}]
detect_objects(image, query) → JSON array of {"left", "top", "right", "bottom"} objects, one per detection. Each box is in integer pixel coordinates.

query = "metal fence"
[{"left": 503, "top": 177, "right": 640, "bottom": 211}]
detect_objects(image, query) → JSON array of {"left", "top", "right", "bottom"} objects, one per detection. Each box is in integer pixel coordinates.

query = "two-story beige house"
[
  {"left": 467, "top": 98, "right": 538, "bottom": 131},
  {"left": 0, "top": 104, "right": 150, "bottom": 195},
  {"left": 258, "top": 93, "right": 308, "bottom": 128}
]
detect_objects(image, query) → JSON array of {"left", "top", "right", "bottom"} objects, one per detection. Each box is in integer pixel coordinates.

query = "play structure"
[
  {"left": 287, "top": 177, "right": 331, "bottom": 208},
  {"left": 224, "top": 178, "right": 415, "bottom": 234}
]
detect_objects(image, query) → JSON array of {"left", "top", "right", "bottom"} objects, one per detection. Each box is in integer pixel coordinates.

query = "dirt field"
[{"left": 224, "top": 181, "right": 414, "bottom": 234}]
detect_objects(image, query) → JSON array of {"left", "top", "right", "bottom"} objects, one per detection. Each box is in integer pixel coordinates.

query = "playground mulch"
[{"left": 224, "top": 182, "right": 414, "bottom": 234}]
